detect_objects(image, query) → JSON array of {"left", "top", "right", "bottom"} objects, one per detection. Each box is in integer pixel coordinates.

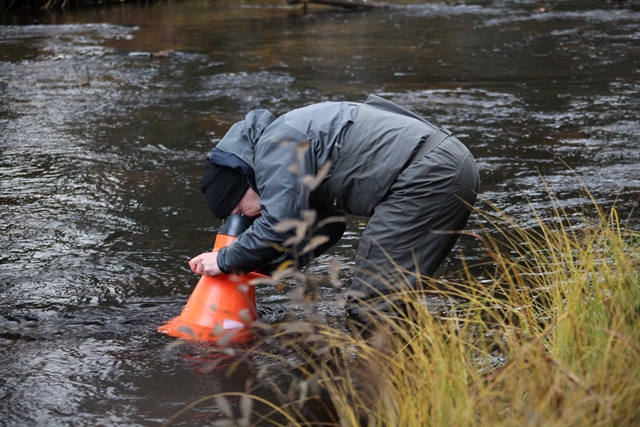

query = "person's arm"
[{"left": 217, "top": 123, "right": 316, "bottom": 274}]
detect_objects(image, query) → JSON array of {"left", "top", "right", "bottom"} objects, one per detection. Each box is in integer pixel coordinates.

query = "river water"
[{"left": 0, "top": 0, "right": 638, "bottom": 425}]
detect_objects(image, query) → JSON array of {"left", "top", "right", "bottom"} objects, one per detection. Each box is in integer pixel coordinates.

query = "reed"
[{"left": 166, "top": 188, "right": 639, "bottom": 426}]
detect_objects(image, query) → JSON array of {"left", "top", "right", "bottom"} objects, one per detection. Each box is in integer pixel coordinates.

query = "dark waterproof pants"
[{"left": 349, "top": 136, "right": 479, "bottom": 311}]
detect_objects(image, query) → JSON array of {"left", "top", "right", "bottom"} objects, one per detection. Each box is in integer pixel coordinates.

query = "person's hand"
[{"left": 188, "top": 252, "right": 223, "bottom": 277}]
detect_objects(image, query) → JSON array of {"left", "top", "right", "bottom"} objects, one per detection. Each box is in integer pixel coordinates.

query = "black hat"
[{"left": 200, "top": 160, "right": 249, "bottom": 220}]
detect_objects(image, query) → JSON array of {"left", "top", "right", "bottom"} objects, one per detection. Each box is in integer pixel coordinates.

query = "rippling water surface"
[{"left": 1, "top": 0, "right": 639, "bottom": 425}]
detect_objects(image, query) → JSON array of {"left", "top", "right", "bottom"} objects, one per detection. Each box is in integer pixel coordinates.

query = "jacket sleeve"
[{"left": 216, "top": 121, "right": 317, "bottom": 274}]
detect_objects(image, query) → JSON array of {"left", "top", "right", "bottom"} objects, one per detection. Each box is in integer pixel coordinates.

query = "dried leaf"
[
  {"left": 301, "top": 209, "right": 317, "bottom": 227},
  {"left": 329, "top": 257, "right": 340, "bottom": 279},
  {"left": 238, "top": 308, "right": 252, "bottom": 322},
  {"left": 288, "top": 162, "right": 301, "bottom": 175},
  {"left": 299, "top": 235, "right": 330, "bottom": 256},
  {"left": 265, "top": 241, "right": 290, "bottom": 252},
  {"left": 252, "top": 321, "right": 274, "bottom": 332},
  {"left": 298, "top": 380, "right": 309, "bottom": 408},
  {"left": 248, "top": 276, "right": 280, "bottom": 286},
  {"left": 272, "top": 264, "right": 296, "bottom": 281},
  {"left": 272, "top": 269, "right": 304, "bottom": 283},
  {"left": 315, "top": 215, "right": 346, "bottom": 229},
  {"left": 314, "top": 345, "right": 331, "bottom": 356},
  {"left": 304, "top": 333, "right": 325, "bottom": 343},
  {"left": 272, "top": 268, "right": 293, "bottom": 281},
  {"left": 212, "top": 323, "right": 225, "bottom": 336},
  {"left": 274, "top": 218, "right": 302, "bottom": 233},
  {"left": 289, "top": 287, "right": 306, "bottom": 302},
  {"left": 301, "top": 175, "right": 315, "bottom": 190},
  {"left": 295, "top": 140, "right": 311, "bottom": 160},
  {"left": 216, "top": 330, "right": 237, "bottom": 346},
  {"left": 329, "top": 258, "right": 342, "bottom": 288},
  {"left": 288, "top": 378, "right": 299, "bottom": 401},
  {"left": 200, "top": 358, "right": 224, "bottom": 374},
  {"left": 177, "top": 325, "right": 196, "bottom": 338},
  {"left": 301, "top": 160, "right": 332, "bottom": 191},
  {"left": 222, "top": 346, "right": 236, "bottom": 356},
  {"left": 310, "top": 312, "right": 328, "bottom": 324},
  {"left": 212, "top": 420, "right": 235, "bottom": 427},
  {"left": 277, "top": 139, "right": 294, "bottom": 148},
  {"left": 239, "top": 395, "right": 253, "bottom": 427},
  {"left": 291, "top": 271, "right": 307, "bottom": 281},
  {"left": 284, "top": 235, "right": 302, "bottom": 247},
  {"left": 257, "top": 365, "right": 270, "bottom": 380},
  {"left": 215, "top": 396, "right": 234, "bottom": 419},
  {"left": 280, "top": 321, "right": 315, "bottom": 335},
  {"left": 163, "top": 339, "right": 187, "bottom": 352},
  {"left": 307, "top": 375, "right": 322, "bottom": 396}
]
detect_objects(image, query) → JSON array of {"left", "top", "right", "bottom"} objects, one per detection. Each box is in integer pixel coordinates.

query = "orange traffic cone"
[{"left": 158, "top": 215, "right": 266, "bottom": 344}]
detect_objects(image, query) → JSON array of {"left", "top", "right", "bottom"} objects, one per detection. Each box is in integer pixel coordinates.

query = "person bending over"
[{"left": 189, "top": 94, "right": 479, "bottom": 320}]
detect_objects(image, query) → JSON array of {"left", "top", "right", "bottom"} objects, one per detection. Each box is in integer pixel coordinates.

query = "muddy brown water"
[{"left": 1, "top": 0, "right": 639, "bottom": 425}]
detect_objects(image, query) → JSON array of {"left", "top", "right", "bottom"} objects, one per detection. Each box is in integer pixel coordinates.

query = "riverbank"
[{"left": 171, "top": 193, "right": 640, "bottom": 426}]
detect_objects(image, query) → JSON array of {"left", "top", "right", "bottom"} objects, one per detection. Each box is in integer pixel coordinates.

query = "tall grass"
[{"left": 165, "top": 191, "right": 639, "bottom": 427}]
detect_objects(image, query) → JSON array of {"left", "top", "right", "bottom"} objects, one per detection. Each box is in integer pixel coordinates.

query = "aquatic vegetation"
[{"left": 164, "top": 188, "right": 639, "bottom": 426}]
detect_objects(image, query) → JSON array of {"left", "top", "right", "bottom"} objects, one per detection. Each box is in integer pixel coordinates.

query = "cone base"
[
  {"left": 160, "top": 219, "right": 265, "bottom": 345},
  {"left": 158, "top": 315, "right": 254, "bottom": 344},
  {"left": 158, "top": 271, "right": 265, "bottom": 344}
]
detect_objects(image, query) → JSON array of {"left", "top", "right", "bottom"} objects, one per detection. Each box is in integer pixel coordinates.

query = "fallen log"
[{"left": 286, "top": 0, "right": 393, "bottom": 10}]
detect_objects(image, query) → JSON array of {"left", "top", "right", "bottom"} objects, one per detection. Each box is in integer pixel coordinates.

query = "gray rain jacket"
[{"left": 209, "top": 94, "right": 443, "bottom": 274}]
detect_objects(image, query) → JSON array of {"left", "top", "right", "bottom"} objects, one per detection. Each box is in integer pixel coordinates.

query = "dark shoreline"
[{"left": 1, "top": 0, "right": 161, "bottom": 14}]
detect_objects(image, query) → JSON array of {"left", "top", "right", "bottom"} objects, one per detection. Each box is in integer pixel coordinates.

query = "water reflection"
[{"left": 1, "top": 0, "right": 639, "bottom": 425}]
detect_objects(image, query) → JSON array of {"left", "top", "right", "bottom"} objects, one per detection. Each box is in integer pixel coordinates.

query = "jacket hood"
[{"left": 209, "top": 109, "right": 276, "bottom": 168}]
